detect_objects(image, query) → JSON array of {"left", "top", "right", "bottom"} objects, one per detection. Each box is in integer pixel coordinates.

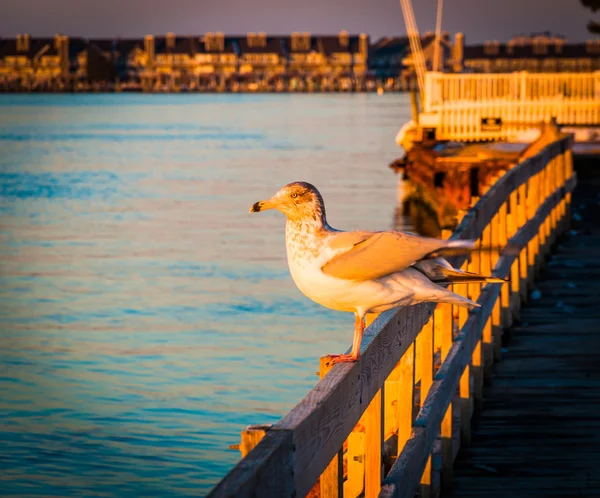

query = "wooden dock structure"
[
  {"left": 446, "top": 153, "right": 600, "bottom": 498},
  {"left": 209, "top": 130, "right": 580, "bottom": 495}
]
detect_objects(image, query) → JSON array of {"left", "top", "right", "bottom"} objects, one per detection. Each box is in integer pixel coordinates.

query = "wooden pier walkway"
[
  {"left": 447, "top": 155, "right": 600, "bottom": 498},
  {"left": 211, "top": 135, "right": 582, "bottom": 498}
]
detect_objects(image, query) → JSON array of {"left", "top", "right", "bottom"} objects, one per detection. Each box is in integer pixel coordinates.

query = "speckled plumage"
[{"left": 250, "top": 181, "right": 489, "bottom": 363}]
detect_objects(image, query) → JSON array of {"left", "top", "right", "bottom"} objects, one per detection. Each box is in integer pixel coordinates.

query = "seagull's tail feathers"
[
  {"left": 435, "top": 291, "right": 480, "bottom": 310},
  {"left": 446, "top": 239, "right": 477, "bottom": 250},
  {"left": 424, "top": 239, "right": 476, "bottom": 259},
  {"left": 413, "top": 281, "right": 480, "bottom": 310},
  {"left": 404, "top": 267, "right": 480, "bottom": 310},
  {"left": 414, "top": 257, "right": 508, "bottom": 285},
  {"left": 429, "top": 266, "right": 507, "bottom": 285}
]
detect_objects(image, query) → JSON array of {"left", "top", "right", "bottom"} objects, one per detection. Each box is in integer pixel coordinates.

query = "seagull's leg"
[{"left": 328, "top": 313, "right": 365, "bottom": 365}]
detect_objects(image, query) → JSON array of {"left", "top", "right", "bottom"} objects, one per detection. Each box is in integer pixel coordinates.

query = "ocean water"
[{"left": 0, "top": 93, "right": 411, "bottom": 496}]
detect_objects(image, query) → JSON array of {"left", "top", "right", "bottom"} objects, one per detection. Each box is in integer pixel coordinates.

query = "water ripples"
[{"left": 0, "top": 93, "right": 409, "bottom": 495}]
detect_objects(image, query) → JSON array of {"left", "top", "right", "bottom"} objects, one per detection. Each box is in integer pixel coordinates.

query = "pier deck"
[{"left": 446, "top": 155, "right": 600, "bottom": 498}]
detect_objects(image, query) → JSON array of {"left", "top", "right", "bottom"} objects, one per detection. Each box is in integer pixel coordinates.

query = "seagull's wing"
[
  {"left": 326, "top": 230, "right": 375, "bottom": 250},
  {"left": 322, "top": 231, "right": 470, "bottom": 281}
]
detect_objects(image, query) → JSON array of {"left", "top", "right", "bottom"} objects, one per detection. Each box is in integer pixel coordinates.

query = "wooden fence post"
[
  {"left": 319, "top": 357, "right": 343, "bottom": 498},
  {"left": 440, "top": 302, "right": 454, "bottom": 489},
  {"left": 517, "top": 183, "right": 529, "bottom": 303},
  {"left": 480, "top": 223, "right": 494, "bottom": 374},
  {"left": 239, "top": 424, "right": 272, "bottom": 458},
  {"left": 507, "top": 190, "right": 520, "bottom": 320},
  {"left": 364, "top": 313, "right": 383, "bottom": 498},
  {"left": 365, "top": 390, "right": 384, "bottom": 498},
  {"left": 396, "top": 343, "right": 415, "bottom": 454},
  {"left": 418, "top": 318, "right": 434, "bottom": 498}
]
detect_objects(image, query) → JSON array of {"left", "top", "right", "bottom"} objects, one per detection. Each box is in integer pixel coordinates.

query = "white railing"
[{"left": 418, "top": 71, "right": 600, "bottom": 141}]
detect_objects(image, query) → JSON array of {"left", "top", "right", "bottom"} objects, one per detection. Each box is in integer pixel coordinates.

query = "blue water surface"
[{"left": 0, "top": 92, "right": 410, "bottom": 496}]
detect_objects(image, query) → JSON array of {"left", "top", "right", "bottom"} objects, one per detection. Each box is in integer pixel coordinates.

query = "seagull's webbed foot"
[
  {"left": 327, "top": 353, "right": 359, "bottom": 365},
  {"left": 324, "top": 314, "right": 365, "bottom": 366}
]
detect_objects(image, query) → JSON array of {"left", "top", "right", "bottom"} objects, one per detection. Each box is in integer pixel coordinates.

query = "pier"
[
  {"left": 392, "top": 70, "right": 600, "bottom": 237},
  {"left": 447, "top": 153, "right": 600, "bottom": 498},
  {"left": 416, "top": 71, "right": 600, "bottom": 142},
  {"left": 209, "top": 127, "right": 583, "bottom": 496}
]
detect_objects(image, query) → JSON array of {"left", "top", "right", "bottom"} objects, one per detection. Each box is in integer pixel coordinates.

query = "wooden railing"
[
  {"left": 209, "top": 134, "right": 576, "bottom": 498},
  {"left": 418, "top": 71, "right": 600, "bottom": 141}
]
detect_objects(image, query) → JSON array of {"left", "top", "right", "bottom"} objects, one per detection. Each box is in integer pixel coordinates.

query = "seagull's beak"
[{"left": 249, "top": 198, "right": 277, "bottom": 213}]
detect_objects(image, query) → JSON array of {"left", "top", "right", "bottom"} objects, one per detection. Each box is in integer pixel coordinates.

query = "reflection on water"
[{"left": 0, "top": 93, "right": 411, "bottom": 495}]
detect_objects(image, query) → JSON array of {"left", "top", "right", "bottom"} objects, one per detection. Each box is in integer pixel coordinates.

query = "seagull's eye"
[{"left": 291, "top": 193, "right": 298, "bottom": 198}]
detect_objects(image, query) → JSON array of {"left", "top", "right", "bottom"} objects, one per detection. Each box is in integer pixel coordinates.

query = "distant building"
[
  {"left": 5, "top": 30, "right": 598, "bottom": 93},
  {"left": 237, "top": 33, "right": 286, "bottom": 82},
  {"left": 458, "top": 32, "right": 600, "bottom": 73},
  {"left": 0, "top": 35, "right": 44, "bottom": 83},
  {"left": 284, "top": 32, "right": 323, "bottom": 79},
  {"left": 0, "top": 34, "right": 72, "bottom": 89},
  {"left": 370, "top": 33, "right": 452, "bottom": 83},
  {"left": 201, "top": 33, "right": 238, "bottom": 77},
  {"left": 319, "top": 31, "right": 369, "bottom": 77},
  {"left": 155, "top": 34, "right": 199, "bottom": 76},
  {"left": 36, "top": 35, "right": 69, "bottom": 82}
]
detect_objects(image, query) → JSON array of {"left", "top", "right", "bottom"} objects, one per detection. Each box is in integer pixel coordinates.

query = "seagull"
[{"left": 250, "top": 181, "right": 503, "bottom": 364}]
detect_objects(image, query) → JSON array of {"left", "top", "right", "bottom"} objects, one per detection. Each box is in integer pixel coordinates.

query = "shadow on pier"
[{"left": 446, "top": 154, "right": 600, "bottom": 497}]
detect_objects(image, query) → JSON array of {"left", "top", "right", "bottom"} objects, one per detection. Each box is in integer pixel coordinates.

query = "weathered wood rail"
[
  {"left": 418, "top": 71, "right": 600, "bottom": 142},
  {"left": 208, "top": 134, "right": 575, "bottom": 498}
]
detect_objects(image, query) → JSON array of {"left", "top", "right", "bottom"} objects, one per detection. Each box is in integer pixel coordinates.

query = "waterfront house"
[
  {"left": 0, "top": 34, "right": 42, "bottom": 87},
  {"left": 459, "top": 32, "right": 600, "bottom": 73},
  {"left": 351, "top": 33, "right": 370, "bottom": 76},
  {"left": 284, "top": 32, "right": 322, "bottom": 84},
  {"left": 153, "top": 33, "right": 201, "bottom": 85},
  {"left": 318, "top": 32, "right": 370, "bottom": 89},
  {"left": 237, "top": 32, "right": 286, "bottom": 87},
  {"left": 33, "top": 35, "right": 68, "bottom": 86},
  {"left": 200, "top": 32, "right": 238, "bottom": 88},
  {"left": 0, "top": 34, "right": 75, "bottom": 90},
  {"left": 142, "top": 34, "right": 198, "bottom": 89}
]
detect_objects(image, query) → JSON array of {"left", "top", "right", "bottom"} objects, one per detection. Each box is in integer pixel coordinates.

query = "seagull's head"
[{"left": 250, "top": 181, "right": 326, "bottom": 222}]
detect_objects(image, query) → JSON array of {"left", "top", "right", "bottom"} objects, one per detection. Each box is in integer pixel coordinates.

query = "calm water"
[{"left": 0, "top": 93, "right": 411, "bottom": 496}]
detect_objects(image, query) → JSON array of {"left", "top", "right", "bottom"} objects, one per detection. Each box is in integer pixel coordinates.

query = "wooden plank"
[
  {"left": 276, "top": 303, "right": 435, "bottom": 497},
  {"left": 418, "top": 319, "right": 434, "bottom": 497},
  {"left": 441, "top": 404, "right": 453, "bottom": 489},
  {"left": 380, "top": 304, "right": 489, "bottom": 498},
  {"left": 440, "top": 301, "right": 454, "bottom": 490},
  {"left": 241, "top": 425, "right": 272, "bottom": 458},
  {"left": 397, "top": 343, "right": 415, "bottom": 452},
  {"left": 459, "top": 366, "right": 471, "bottom": 446},
  {"left": 319, "top": 357, "right": 342, "bottom": 498},
  {"left": 345, "top": 432, "right": 365, "bottom": 498},
  {"left": 365, "top": 390, "right": 384, "bottom": 498},
  {"left": 471, "top": 340, "right": 483, "bottom": 410}
]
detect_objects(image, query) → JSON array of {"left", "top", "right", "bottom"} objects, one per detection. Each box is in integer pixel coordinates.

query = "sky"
[{"left": 0, "top": 0, "right": 597, "bottom": 44}]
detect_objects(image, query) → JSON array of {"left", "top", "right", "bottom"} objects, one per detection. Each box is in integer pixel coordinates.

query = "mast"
[
  {"left": 433, "top": 0, "right": 444, "bottom": 72},
  {"left": 399, "top": 0, "right": 427, "bottom": 100}
]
